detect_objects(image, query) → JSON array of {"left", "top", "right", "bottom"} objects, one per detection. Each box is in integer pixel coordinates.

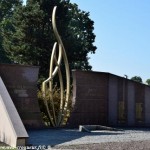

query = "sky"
[{"left": 23, "top": 0, "right": 150, "bottom": 82}]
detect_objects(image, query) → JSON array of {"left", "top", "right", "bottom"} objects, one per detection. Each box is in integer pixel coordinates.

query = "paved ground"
[
  {"left": 1, "top": 128, "right": 150, "bottom": 149},
  {"left": 54, "top": 141, "right": 150, "bottom": 150},
  {"left": 27, "top": 128, "right": 150, "bottom": 149}
]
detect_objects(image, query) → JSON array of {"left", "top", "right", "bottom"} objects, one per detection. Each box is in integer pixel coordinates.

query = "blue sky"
[{"left": 23, "top": 0, "right": 150, "bottom": 82}]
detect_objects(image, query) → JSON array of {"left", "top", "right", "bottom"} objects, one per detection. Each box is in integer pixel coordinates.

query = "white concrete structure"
[{"left": 0, "top": 77, "right": 28, "bottom": 147}]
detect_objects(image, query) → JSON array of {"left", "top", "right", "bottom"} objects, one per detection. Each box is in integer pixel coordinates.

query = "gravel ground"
[
  {"left": 53, "top": 140, "right": 150, "bottom": 150},
  {"left": 1, "top": 140, "right": 150, "bottom": 150},
  {"left": 28, "top": 128, "right": 150, "bottom": 150},
  {"left": 1, "top": 128, "right": 150, "bottom": 149}
]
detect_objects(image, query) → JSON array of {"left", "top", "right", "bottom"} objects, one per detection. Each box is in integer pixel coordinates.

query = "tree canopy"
[
  {"left": 1, "top": 0, "right": 97, "bottom": 79},
  {"left": 146, "top": 79, "right": 150, "bottom": 85},
  {"left": 0, "top": 0, "right": 22, "bottom": 63},
  {"left": 131, "top": 76, "right": 143, "bottom": 83}
]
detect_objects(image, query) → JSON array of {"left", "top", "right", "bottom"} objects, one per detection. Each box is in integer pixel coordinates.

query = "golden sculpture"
[{"left": 42, "top": 6, "right": 70, "bottom": 127}]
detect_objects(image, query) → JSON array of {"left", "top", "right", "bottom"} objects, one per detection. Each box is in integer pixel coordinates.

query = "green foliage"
[
  {"left": 38, "top": 85, "right": 72, "bottom": 126},
  {"left": 2, "top": 0, "right": 97, "bottom": 79},
  {"left": 1, "top": 0, "right": 80, "bottom": 126},
  {"left": 146, "top": 79, "right": 150, "bottom": 85},
  {"left": 131, "top": 76, "right": 143, "bottom": 83},
  {"left": 0, "top": 0, "right": 22, "bottom": 21},
  {"left": 0, "top": 0, "right": 22, "bottom": 63},
  {"left": 2, "top": 2, "right": 45, "bottom": 64}
]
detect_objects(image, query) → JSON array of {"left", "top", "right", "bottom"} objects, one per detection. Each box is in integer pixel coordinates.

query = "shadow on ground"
[{"left": 27, "top": 129, "right": 124, "bottom": 146}]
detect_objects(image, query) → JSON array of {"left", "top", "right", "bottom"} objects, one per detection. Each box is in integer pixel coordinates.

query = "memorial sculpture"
[{"left": 42, "top": 6, "right": 70, "bottom": 127}]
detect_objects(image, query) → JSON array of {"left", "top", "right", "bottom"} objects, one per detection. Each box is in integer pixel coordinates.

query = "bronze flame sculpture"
[{"left": 42, "top": 6, "right": 70, "bottom": 127}]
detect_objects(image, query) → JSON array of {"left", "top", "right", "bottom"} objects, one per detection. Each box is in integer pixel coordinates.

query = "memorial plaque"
[{"left": 134, "top": 83, "right": 145, "bottom": 124}]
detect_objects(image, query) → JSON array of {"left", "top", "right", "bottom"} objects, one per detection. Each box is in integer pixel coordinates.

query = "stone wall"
[
  {"left": 0, "top": 64, "right": 44, "bottom": 129},
  {"left": 68, "top": 70, "right": 150, "bottom": 127},
  {"left": 69, "top": 71, "right": 109, "bottom": 127}
]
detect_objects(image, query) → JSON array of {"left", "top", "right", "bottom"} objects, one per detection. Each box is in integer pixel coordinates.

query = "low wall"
[
  {"left": 68, "top": 70, "right": 150, "bottom": 127},
  {"left": 0, "top": 77, "right": 28, "bottom": 147},
  {"left": 0, "top": 64, "right": 44, "bottom": 128},
  {"left": 69, "top": 71, "right": 109, "bottom": 127}
]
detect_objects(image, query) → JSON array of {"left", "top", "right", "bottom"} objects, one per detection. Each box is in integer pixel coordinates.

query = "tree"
[
  {"left": 0, "top": 0, "right": 22, "bottom": 21},
  {"left": 0, "top": 0, "right": 22, "bottom": 63},
  {"left": 146, "top": 79, "right": 150, "bottom": 85},
  {"left": 2, "top": 0, "right": 97, "bottom": 79},
  {"left": 131, "top": 76, "right": 142, "bottom": 83}
]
